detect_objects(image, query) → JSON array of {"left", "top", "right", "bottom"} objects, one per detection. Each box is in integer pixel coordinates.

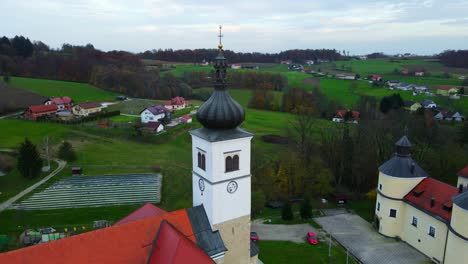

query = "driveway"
[
  {"left": 251, "top": 219, "right": 317, "bottom": 243},
  {"left": 314, "top": 213, "right": 429, "bottom": 264}
]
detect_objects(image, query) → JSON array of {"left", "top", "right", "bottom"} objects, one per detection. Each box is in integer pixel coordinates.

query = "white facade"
[
  {"left": 140, "top": 109, "right": 165, "bottom": 124},
  {"left": 191, "top": 135, "right": 253, "bottom": 226}
]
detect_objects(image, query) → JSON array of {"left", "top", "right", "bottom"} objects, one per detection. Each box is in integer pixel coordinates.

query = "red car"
[
  {"left": 306, "top": 232, "right": 318, "bottom": 245},
  {"left": 250, "top": 232, "right": 259, "bottom": 242}
]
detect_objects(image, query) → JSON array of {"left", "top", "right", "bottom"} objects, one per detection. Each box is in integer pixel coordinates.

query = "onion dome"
[{"left": 196, "top": 26, "right": 245, "bottom": 130}]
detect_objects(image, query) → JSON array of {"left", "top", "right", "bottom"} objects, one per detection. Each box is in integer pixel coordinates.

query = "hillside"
[{"left": 0, "top": 82, "right": 47, "bottom": 114}]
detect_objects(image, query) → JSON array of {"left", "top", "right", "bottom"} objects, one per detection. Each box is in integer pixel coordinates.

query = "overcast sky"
[{"left": 2, "top": 0, "right": 468, "bottom": 55}]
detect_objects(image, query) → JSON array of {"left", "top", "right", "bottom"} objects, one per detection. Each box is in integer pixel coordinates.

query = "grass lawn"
[
  {"left": 258, "top": 241, "right": 356, "bottom": 264},
  {"left": 8, "top": 76, "right": 118, "bottom": 103}
]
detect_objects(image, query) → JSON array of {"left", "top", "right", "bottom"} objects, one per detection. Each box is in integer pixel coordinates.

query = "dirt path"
[{"left": 0, "top": 158, "right": 67, "bottom": 212}]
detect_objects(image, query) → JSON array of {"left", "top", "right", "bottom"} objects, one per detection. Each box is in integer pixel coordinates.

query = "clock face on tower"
[
  {"left": 198, "top": 178, "right": 205, "bottom": 192},
  {"left": 227, "top": 181, "right": 238, "bottom": 194}
]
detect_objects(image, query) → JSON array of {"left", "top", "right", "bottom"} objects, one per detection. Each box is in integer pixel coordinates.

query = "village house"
[
  {"left": 140, "top": 105, "right": 170, "bottom": 124},
  {"left": 386, "top": 80, "right": 400, "bottom": 89},
  {"left": 375, "top": 136, "right": 468, "bottom": 264},
  {"left": 332, "top": 110, "right": 360, "bottom": 123},
  {"left": 395, "top": 83, "right": 414, "bottom": 91},
  {"left": 24, "top": 104, "right": 58, "bottom": 120},
  {"left": 412, "top": 86, "right": 428, "bottom": 95},
  {"left": 371, "top": 74, "right": 382, "bottom": 82},
  {"left": 44, "top": 96, "right": 73, "bottom": 111},
  {"left": 304, "top": 60, "right": 315, "bottom": 65},
  {"left": 437, "top": 86, "right": 458, "bottom": 97},
  {"left": 421, "top": 100, "right": 437, "bottom": 109},
  {"left": 55, "top": 111, "right": 74, "bottom": 121},
  {"left": 403, "top": 101, "right": 422, "bottom": 112},
  {"left": 164, "top": 96, "right": 187, "bottom": 111},
  {"left": 415, "top": 71, "right": 425, "bottom": 76},
  {"left": 72, "top": 102, "right": 102, "bottom": 117},
  {"left": 401, "top": 69, "right": 409, "bottom": 75},
  {"left": 140, "top": 121, "right": 164, "bottom": 134},
  {"left": 231, "top": 63, "right": 242, "bottom": 69},
  {"left": 179, "top": 114, "right": 192, "bottom": 124},
  {"left": 335, "top": 74, "right": 356, "bottom": 80},
  {"left": 358, "top": 55, "right": 367, "bottom": 60},
  {"left": 280, "top": 60, "right": 292, "bottom": 65},
  {"left": 434, "top": 110, "right": 465, "bottom": 122}
]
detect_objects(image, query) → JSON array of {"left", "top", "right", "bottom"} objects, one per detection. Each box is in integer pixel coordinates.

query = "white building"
[{"left": 140, "top": 105, "right": 169, "bottom": 123}]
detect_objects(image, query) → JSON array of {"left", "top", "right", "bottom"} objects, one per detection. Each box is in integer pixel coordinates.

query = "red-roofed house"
[
  {"left": 375, "top": 135, "right": 468, "bottom": 263},
  {"left": 231, "top": 63, "right": 242, "bottom": 69},
  {"left": 44, "top": 96, "right": 74, "bottom": 110},
  {"left": 180, "top": 114, "right": 193, "bottom": 124},
  {"left": 437, "top": 86, "right": 458, "bottom": 96},
  {"left": 371, "top": 74, "right": 382, "bottom": 82},
  {"left": 24, "top": 104, "right": 58, "bottom": 120},
  {"left": 332, "top": 110, "right": 360, "bottom": 123},
  {"left": 164, "top": 97, "right": 187, "bottom": 110},
  {"left": 115, "top": 203, "right": 167, "bottom": 226}
]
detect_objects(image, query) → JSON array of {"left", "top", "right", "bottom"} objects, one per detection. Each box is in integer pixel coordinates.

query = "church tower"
[{"left": 190, "top": 26, "right": 256, "bottom": 264}]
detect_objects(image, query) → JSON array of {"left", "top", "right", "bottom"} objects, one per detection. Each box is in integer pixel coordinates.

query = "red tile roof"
[
  {"left": 62, "top": 96, "right": 72, "bottom": 104},
  {"left": 404, "top": 178, "right": 459, "bottom": 222},
  {"left": 28, "top": 104, "right": 58, "bottom": 113},
  {"left": 438, "top": 86, "right": 454, "bottom": 91},
  {"left": 371, "top": 74, "right": 381, "bottom": 80},
  {"left": 148, "top": 221, "right": 214, "bottom": 264},
  {"left": 50, "top": 97, "right": 64, "bottom": 104},
  {"left": 165, "top": 96, "right": 186, "bottom": 106},
  {"left": 180, "top": 115, "right": 192, "bottom": 122},
  {"left": 458, "top": 165, "right": 468, "bottom": 179},
  {"left": 335, "top": 110, "right": 360, "bottom": 119},
  {"left": 115, "top": 202, "right": 167, "bottom": 226},
  {"left": 78, "top": 102, "right": 101, "bottom": 109},
  {"left": 0, "top": 209, "right": 198, "bottom": 264}
]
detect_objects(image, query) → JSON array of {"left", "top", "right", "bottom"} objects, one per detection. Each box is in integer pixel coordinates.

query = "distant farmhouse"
[
  {"left": 403, "top": 101, "right": 422, "bottom": 112},
  {"left": 140, "top": 105, "right": 170, "bottom": 124},
  {"left": 437, "top": 86, "right": 458, "bottom": 97},
  {"left": 375, "top": 136, "right": 468, "bottom": 264},
  {"left": 335, "top": 74, "right": 356, "bottom": 80},
  {"left": 332, "top": 110, "right": 360, "bottom": 123},
  {"left": 44, "top": 96, "right": 73, "bottom": 111},
  {"left": 421, "top": 100, "right": 437, "bottom": 109},
  {"left": 434, "top": 110, "right": 465, "bottom": 122},
  {"left": 231, "top": 63, "right": 242, "bottom": 69},
  {"left": 164, "top": 96, "right": 187, "bottom": 111},
  {"left": 72, "top": 102, "right": 102, "bottom": 117},
  {"left": 140, "top": 121, "right": 164, "bottom": 134},
  {"left": 24, "top": 104, "right": 58, "bottom": 120}
]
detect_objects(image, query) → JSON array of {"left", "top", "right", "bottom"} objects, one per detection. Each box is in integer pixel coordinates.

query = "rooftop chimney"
[{"left": 430, "top": 197, "right": 435, "bottom": 208}]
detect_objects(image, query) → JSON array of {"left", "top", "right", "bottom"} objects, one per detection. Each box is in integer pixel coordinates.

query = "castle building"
[{"left": 375, "top": 136, "right": 468, "bottom": 263}]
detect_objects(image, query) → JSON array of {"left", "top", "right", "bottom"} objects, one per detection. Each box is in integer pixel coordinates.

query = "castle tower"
[
  {"left": 444, "top": 191, "right": 468, "bottom": 264},
  {"left": 190, "top": 26, "right": 255, "bottom": 264},
  {"left": 375, "top": 136, "right": 427, "bottom": 237}
]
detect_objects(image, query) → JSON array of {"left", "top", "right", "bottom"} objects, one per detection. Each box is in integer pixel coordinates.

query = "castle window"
[
  {"left": 377, "top": 202, "right": 380, "bottom": 211},
  {"left": 379, "top": 184, "right": 382, "bottom": 191},
  {"left": 411, "top": 216, "right": 418, "bottom": 227},
  {"left": 428, "top": 225, "right": 436, "bottom": 237},
  {"left": 389, "top": 209, "right": 397, "bottom": 218},
  {"left": 201, "top": 154, "right": 206, "bottom": 170}
]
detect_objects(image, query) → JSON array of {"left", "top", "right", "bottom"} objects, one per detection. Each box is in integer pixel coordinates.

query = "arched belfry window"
[
  {"left": 225, "top": 156, "right": 233, "bottom": 172},
  {"left": 233, "top": 155, "right": 239, "bottom": 170},
  {"left": 197, "top": 152, "right": 201, "bottom": 168},
  {"left": 201, "top": 154, "right": 206, "bottom": 170}
]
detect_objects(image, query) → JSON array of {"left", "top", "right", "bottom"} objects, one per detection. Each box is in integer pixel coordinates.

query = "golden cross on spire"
[{"left": 218, "top": 25, "right": 223, "bottom": 50}]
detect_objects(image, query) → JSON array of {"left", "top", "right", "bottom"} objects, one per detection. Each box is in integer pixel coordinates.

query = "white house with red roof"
[
  {"left": 140, "top": 105, "right": 170, "bottom": 123},
  {"left": 179, "top": 114, "right": 192, "bottom": 124},
  {"left": 375, "top": 136, "right": 468, "bottom": 264},
  {"left": 231, "top": 63, "right": 242, "bottom": 69},
  {"left": 332, "top": 110, "right": 360, "bottom": 123},
  {"left": 24, "top": 104, "right": 58, "bottom": 120},
  {"left": 371, "top": 74, "right": 382, "bottom": 82},
  {"left": 44, "top": 96, "right": 73, "bottom": 111},
  {"left": 164, "top": 96, "right": 187, "bottom": 110}
]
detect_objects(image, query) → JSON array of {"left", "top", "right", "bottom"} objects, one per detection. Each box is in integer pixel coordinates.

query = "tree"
[
  {"left": 458, "top": 121, "right": 468, "bottom": 147},
  {"left": 58, "top": 141, "right": 77, "bottom": 162},
  {"left": 251, "top": 190, "right": 266, "bottom": 215},
  {"left": 281, "top": 201, "right": 293, "bottom": 221},
  {"left": 300, "top": 198, "right": 312, "bottom": 219},
  {"left": 17, "top": 138, "right": 42, "bottom": 179}
]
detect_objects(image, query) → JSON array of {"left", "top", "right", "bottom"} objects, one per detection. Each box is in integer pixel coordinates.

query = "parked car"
[
  {"left": 250, "top": 232, "right": 259, "bottom": 242},
  {"left": 306, "top": 232, "right": 318, "bottom": 245}
]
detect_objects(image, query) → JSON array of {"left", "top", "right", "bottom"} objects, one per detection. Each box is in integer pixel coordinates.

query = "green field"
[
  {"left": 258, "top": 241, "right": 356, "bottom": 264},
  {"left": 8, "top": 76, "right": 118, "bottom": 103}
]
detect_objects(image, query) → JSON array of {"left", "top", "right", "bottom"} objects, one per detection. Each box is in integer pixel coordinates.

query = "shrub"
[
  {"left": 0, "top": 154, "right": 15, "bottom": 172},
  {"left": 58, "top": 141, "right": 77, "bottom": 162},
  {"left": 300, "top": 198, "right": 312, "bottom": 219},
  {"left": 281, "top": 201, "right": 293, "bottom": 221},
  {"left": 252, "top": 190, "right": 266, "bottom": 215}
]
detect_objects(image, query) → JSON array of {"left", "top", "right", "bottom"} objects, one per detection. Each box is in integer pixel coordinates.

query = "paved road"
[
  {"left": 315, "top": 213, "right": 429, "bottom": 264},
  {"left": 0, "top": 158, "right": 67, "bottom": 212},
  {"left": 251, "top": 219, "right": 317, "bottom": 243},
  {"left": 0, "top": 111, "right": 22, "bottom": 119}
]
